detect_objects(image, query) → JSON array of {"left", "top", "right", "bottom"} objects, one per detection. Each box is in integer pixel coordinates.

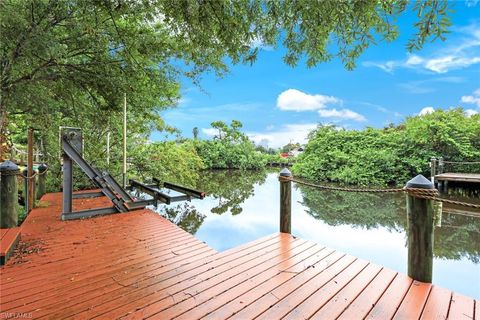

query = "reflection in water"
[
  {"left": 297, "top": 184, "right": 480, "bottom": 264},
  {"left": 161, "top": 203, "right": 206, "bottom": 235},
  {"left": 298, "top": 186, "right": 406, "bottom": 232},
  {"left": 194, "top": 170, "right": 267, "bottom": 215},
  {"left": 157, "top": 170, "right": 480, "bottom": 298}
]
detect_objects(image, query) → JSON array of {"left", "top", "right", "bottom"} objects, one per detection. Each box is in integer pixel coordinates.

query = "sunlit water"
[{"left": 156, "top": 170, "right": 480, "bottom": 299}]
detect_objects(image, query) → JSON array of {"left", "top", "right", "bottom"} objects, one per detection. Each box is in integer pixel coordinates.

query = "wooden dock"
[
  {"left": 435, "top": 172, "right": 480, "bottom": 184},
  {"left": 0, "top": 192, "right": 478, "bottom": 319}
]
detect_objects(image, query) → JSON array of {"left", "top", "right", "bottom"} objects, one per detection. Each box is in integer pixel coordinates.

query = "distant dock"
[{"left": 434, "top": 172, "right": 480, "bottom": 184}]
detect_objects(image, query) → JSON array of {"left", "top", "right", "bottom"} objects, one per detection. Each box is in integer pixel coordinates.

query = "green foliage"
[
  {"left": 294, "top": 109, "right": 480, "bottom": 186},
  {"left": 265, "top": 153, "right": 295, "bottom": 165},
  {"left": 129, "top": 140, "right": 205, "bottom": 187},
  {"left": 195, "top": 120, "right": 267, "bottom": 170},
  {"left": 281, "top": 142, "right": 301, "bottom": 153},
  {"left": 255, "top": 145, "right": 277, "bottom": 155}
]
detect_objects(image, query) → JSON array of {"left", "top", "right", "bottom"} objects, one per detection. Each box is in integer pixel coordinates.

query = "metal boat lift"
[{"left": 61, "top": 128, "right": 205, "bottom": 220}]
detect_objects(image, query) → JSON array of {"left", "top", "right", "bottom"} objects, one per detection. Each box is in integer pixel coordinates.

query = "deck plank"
[
  {"left": 54, "top": 234, "right": 289, "bottom": 319},
  {"left": 435, "top": 172, "right": 480, "bottom": 183},
  {"left": 420, "top": 286, "right": 451, "bottom": 320},
  {"left": 393, "top": 281, "right": 432, "bottom": 320},
  {"left": 448, "top": 292, "right": 475, "bottom": 320},
  {"left": 175, "top": 242, "right": 326, "bottom": 320},
  {"left": 202, "top": 247, "right": 337, "bottom": 320},
  {"left": 280, "top": 260, "right": 369, "bottom": 320},
  {"left": 0, "top": 227, "right": 21, "bottom": 265},
  {"left": 0, "top": 191, "right": 474, "bottom": 320},
  {"left": 310, "top": 263, "right": 383, "bottom": 319},
  {"left": 337, "top": 268, "right": 397, "bottom": 320},
  {"left": 227, "top": 250, "right": 349, "bottom": 320},
  {"left": 366, "top": 273, "right": 413, "bottom": 320}
]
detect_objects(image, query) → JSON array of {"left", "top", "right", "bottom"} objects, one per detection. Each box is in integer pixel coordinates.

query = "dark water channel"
[{"left": 155, "top": 169, "right": 480, "bottom": 299}]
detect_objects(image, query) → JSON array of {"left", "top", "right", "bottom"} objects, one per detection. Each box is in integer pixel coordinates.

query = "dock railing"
[{"left": 278, "top": 168, "right": 480, "bottom": 283}]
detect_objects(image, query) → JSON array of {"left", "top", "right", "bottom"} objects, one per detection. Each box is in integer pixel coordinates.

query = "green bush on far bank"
[
  {"left": 194, "top": 120, "right": 267, "bottom": 170},
  {"left": 293, "top": 109, "right": 480, "bottom": 186}
]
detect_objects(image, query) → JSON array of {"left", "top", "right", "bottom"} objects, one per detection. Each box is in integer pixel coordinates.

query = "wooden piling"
[
  {"left": 37, "top": 164, "right": 48, "bottom": 200},
  {"left": 0, "top": 161, "right": 19, "bottom": 228},
  {"left": 279, "top": 168, "right": 292, "bottom": 234},
  {"left": 405, "top": 174, "right": 435, "bottom": 283}
]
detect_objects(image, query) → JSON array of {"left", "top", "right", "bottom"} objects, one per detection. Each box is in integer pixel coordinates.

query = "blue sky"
[{"left": 154, "top": 1, "right": 480, "bottom": 149}]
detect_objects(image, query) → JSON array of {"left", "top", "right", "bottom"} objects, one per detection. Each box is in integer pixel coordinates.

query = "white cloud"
[
  {"left": 419, "top": 107, "right": 435, "bottom": 116},
  {"left": 276, "top": 89, "right": 341, "bottom": 111},
  {"left": 465, "top": 109, "right": 479, "bottom": 117},
  {"left": 247, "top": 123, "right": 317, "bottom": 149},
  {"left": 460, "top": 88, "right": 480, "bottom": 107},
  {"left": 398, "top": 76, "right": 465, "bottom": 94},
  {"left": 202, "top": 128, "right": 218, "bottom": 137},
  {"left": 250, "top": 36, "right": 273, "bottom": 51},
  {"left": 363, "top": 23, "right": 480, "bottom": 74},
  {"left": 317, "top": 108, "right": 366, "bottom": 122},
  {"left": 424, "top": 56, "right": 480, "bottom": 73},
  {"left": 362, "top": 61, "right": 396, "bottom": 73},
  {"left": 466, "top": 0, "right": 479, "bottom": 7},
  {"left": 276, "top": 89, "right": 366, "bottom": 122}
]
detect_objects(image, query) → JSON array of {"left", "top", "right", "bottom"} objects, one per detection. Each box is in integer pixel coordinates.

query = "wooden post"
[
  {"left": 106, "top": 131, "right": 110, "bottom": 166},
  {"left": 37, "top": 163, "right": 48, "bottom": 200},
  {"left": 22, "top": 168, "right": 28, "bottom": 213},
  {"left": 438, "top": 157, "right": 444, "bottom": 174},
  {"left": 279, "top": 168, "right": 292, "bottom": 234},
  {"left": 0, "top": 161, "right": 19, "bottom": 228},
  {"left": 405, "top": 174, "right": 435, "bottom": 283},
  {"left": 27, "top": 127, "right": 34, "bottom": 210},
  {"left": 430, "top": 157, "right": 437, "bottom": 183}
]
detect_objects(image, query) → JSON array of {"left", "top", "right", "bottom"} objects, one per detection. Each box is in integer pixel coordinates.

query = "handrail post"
[
  {"left": 438, "top": 157, "right": 444, "bottom": 174},
  {"left": 430, "top": 157, "right": 437, "bottom": 183},
  {"left": 0, "top": 160, "right": 19, "bottom": 228},
  {"left": 405, "top": 174, "right": 435, "bottom": 283},
  {"left": 22, "top": 168, "right": 29, "bottom": 213},
  {"left": 37, "top": 164, "right": 48, "bottom": 200},
  {"left": 279, "top": 168, "right": 292, "bottom": 234}
]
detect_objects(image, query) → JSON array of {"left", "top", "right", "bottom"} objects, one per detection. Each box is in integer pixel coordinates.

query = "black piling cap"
[
  {"left": 0, "top": 160, "right": 19, "bottom": 173},
  {"left": 279, "top": 168, "right": 292, "bottom": 177},
  {"left": 406, "top": 174, "right": 434, "bottom": 189}
]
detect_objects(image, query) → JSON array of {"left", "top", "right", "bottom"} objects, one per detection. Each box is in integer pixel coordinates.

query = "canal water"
[{"left": 156, "top": 170, "right": 480, "bottom": 299}]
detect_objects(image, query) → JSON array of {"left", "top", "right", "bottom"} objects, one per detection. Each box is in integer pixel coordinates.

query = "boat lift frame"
[{"left": 61, "top": 128, "right": 205, "bottom": 220}]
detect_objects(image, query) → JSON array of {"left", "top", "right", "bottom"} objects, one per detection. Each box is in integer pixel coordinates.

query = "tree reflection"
[
  {"left": 296, "top": 184, "right": 406, "bottom": 232},
  {"left": 195, "top": 170, "right": 267, "bottom": 215},
  {"left": 161, "top": 202, "right": 206, "bottom": 235},
  {"left": 297, "top": 183, "right": 480, "bottom": 263},
  {"left": 435, "top": 214, "right": 480, "bottom": 263}
]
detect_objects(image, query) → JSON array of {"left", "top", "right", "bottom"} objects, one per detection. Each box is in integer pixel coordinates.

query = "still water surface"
[{"left": 156, "top": 170, "right": 480, "bottom": 299}]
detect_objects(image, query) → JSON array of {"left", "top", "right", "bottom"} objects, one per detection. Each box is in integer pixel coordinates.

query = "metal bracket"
[{"left": 60, "top": 127, "right": 205, "bottom": 221}]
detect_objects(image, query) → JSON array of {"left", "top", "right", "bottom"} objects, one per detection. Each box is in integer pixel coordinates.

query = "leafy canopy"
[
  {"left": 293, "top": 109, "right": 480, "bottom": 186},
  {"left": 0, "top": 0, "right": 452, "bottom": 187}
]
